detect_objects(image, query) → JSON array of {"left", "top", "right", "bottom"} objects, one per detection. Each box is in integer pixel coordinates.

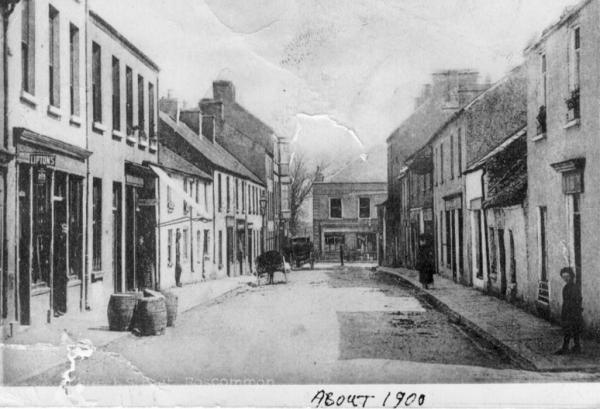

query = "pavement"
[
  {"left": 378, "top": 265, "right": 600, "bottom": 372},
  {"left": 11, "top": 265, "right": 600, "bottom": 389},
  {"left": 2, "top": 275, "right": 253, "bottom": 386}
]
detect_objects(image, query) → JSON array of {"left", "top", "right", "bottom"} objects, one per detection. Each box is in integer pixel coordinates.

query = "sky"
[{"left": 90, "top": 0, "right": 578, "bottom": 160}]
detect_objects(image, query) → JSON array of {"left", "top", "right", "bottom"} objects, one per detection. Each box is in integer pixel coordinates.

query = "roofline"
[
  {"left": 313, "top": 181, "right": 387, "bottom": 185},
  {"left": 155, "top": 163, "right": 213, "bottom": 181},
  {"left": 89, "top": 10, "right": 160, "bottom": 72},
  {"left": 524, "top": 0, "right": 591, "bottom": 54},
  {"left": 464, "top": 126, "right": 527, "bottom": 174}
]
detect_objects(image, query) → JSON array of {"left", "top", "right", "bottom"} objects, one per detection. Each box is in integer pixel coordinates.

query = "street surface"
[{"left": 22, "top": 266, "right": 600, "bottom": 385}]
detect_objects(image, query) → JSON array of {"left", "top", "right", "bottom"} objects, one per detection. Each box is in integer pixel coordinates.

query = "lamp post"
[{"left": 259, "top": 191, "right": 267, "bottom": 253}]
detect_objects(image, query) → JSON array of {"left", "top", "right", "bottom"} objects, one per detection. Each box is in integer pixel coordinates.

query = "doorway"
[
  {"left": 53, "top": 172, "right": 67, "bottom": 315},
  {"left": 226, "top": 227, "right": 234, "bottom": 276},
  {"left": 113, "top": 182, "right": 122, "bottom": 292}
]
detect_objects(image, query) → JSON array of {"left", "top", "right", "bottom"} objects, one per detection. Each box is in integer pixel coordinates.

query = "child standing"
[{"left": 555, "top": 267, "right": 583, "bottom": 355}]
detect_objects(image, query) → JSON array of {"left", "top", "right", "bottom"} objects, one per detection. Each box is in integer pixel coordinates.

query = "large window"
[
  {"left": 69, "top": 24, "right": 80, "bottom": 116},
  {"left": 137, "top": 74, "right": 145, "bottom": 130},
  {"left": 21, "top": 0, "right": 35, "bottom": 94},
  {"left": 126, "top": 66, "right": 133, "bottom": 133},
  {"left": 48, "top": 6, "right": 60, "bottom": 108},
  {"left": 182, "top": 229, "right": 188, "bottom": 260},
  {"left": 359, "top": 197, "right": 370, "bottom": 218},
  {"left": 567, "top": 26, "right": 581, "bottom": 121},
  {"left": 92, "top": 178, "right": 102, "bottom": 271},
  {"left": 324, "top": 233, "right": 344, "bottom": 253},
  {"left": 218, "top": 230, "right": 223, "bottom": 266},
  {"left": 167, "top": 229, "right": 173, "bottom": 265},
  {"left": 112, "top": 57, "right": 120, "bottom": 130},
  {"left": 330, "top": 198, "right": 342, "bottom": 219},
  {"left": 92, "top": 42, "right": 102, "bottom": 123},
  {"left": 148, "top": 82, "right": 155, "bottom": 138}
]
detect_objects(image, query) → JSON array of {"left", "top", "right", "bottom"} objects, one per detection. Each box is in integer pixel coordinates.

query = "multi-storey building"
[
  {"left": 313, "top": 146, "right": 387, "bottom": 262},
  {"left": 194, "top": 81, "right": 290, "bottom": 252},
  {"left": 159, "top": 101, "right": 265, "bottom": 278},
  {"left": 7, "top": 0, "right": 90, "bottom": 329},
  {"left": 155, "top": 144, "right": 213, "bottom": 288},
  {"left": 85, "top": 11, "right": 160, "bottom": 312},
  {"left": 386, "top": 70, "right": 487, "bottom": 267},
  {"left": 524, "top": 0, "right": 600, "bottom": 334},
  {"left": 430, "top": 65, "right": 526, "bottom": 286}
]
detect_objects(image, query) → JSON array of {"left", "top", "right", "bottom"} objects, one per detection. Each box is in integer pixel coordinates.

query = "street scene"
[
  {"left": 2, "top": 0, "right": 600, "bottom": 407},
  {"left": 8, "top": 265, "right": 600, "bottom": 386}
]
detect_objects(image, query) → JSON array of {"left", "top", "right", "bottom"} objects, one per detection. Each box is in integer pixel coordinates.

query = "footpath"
[
  {"left": 378, "top": 266, "right": 600, "bottom": 372},
  {"left": 2, "top": 275, "right": 253, "bottom": 385}
]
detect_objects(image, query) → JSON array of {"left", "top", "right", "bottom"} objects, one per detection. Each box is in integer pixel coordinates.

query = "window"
[
  {"left": 541, "top": 53, "right": 547, "bottom": 107},
  {"left": 182, "top": 229, "right": 188, "bottom": 260},
  {"left": 126, "top": 66, "right": 133, "bottom": 133},
  {"left": 359, "top": 197, "right": 370, "bottom": 218},
  {"left": 434, "top": 147, "right": 438, "bottom": 186},
  {"left": 226, "top": 176, "right": 230, "bottom": 212},
  {"left": 567, "top": 26, "right": 581, "bottom": 121},
  {"left": 137, "top": 74, "right": 145, "bottom": 131},
  {"left": 92, "top": 178, "right": 102, "bottom": 271},
  {"left": 457, "top": 128, "right": 462, "bottom": 177},
  {"left": 203, "top": 230, "right": 210, "bottom": 259},
  {"left": 195, "top": 180, "right": 200, "bottom": 204},
  {"left": 440, "top": 142, "right": 444, "bottom": 183},
  {"left": 330, "top": 198, "right": 342, "bottom": 219},
  {"left": 242, "top": 181, "right": 246, "bottom": 213},
  {"left": 445, "top": 210, "right": 452, "bottom": 268},
  {"left": 21, "top": 0, "right": 35, "bottom": 94},
  {"left": 204, "top": 183, "right": 208, "bottom": 212},
  {"left": 167, "top": 229, "right": 173, "bottom": 265},
  {"left": 92, "top": 42, "right": 102, "bottom": 123},
  {"left": 450, "top": 134, "right": 454, "bottom": 180},
  {"left": 148, "top": 82, "right": 155, "bottom": 138},
  {"left": 498, "top": 228, "right": 506, "bottom": 279},
  {"left": 111, "top": 57, "right": 120, "bottom": 130},
  {"left": 218, "top": 173, "right": 222, "bottom": 212},
  {"left": 48, "top": 6, "right": 60, "bottom": 108},
  {"left": 69, "top": 24, "right": 80, "bottom": 116},
  {"left": 235, "top": 179, "right": 239, "bottom": 213},
  {"left": 474, "top": 210, "right": 483, "bottom": 279},
  {"left": 218, "top": 230, "right": 223, "bottom": 266},
  {"left": 183, "top": 178, "right": 188, "bottom": 214},
  {"left": 509, "top": 230, "right": 516, "bottom": 284},
  {"left": 488, "top": 227, "right": 497, "bottom": 279},
  {"left": 539, "top": 206, "right": 548, "bottom": 282},
  {"left": 166, "top": 178, "right": 173, "bottom": 212}
]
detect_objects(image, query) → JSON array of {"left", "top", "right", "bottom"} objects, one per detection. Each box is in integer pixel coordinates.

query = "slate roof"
[
  {"left": 327, "top": 143, "right": 387, "bottom": 183},
  {"left": 158, "top": 144, "right": 212, "bottom": 180},
  {"left": 159, "top": 112, "right": 263, "bottom": 185}
]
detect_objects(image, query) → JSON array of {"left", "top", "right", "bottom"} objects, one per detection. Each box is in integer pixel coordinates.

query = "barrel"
[
  {"left": 131, "top": 296, "right": 167, "bottom": 336},
  {"left": 161, "top": 291, "right": 179, "bottom": 327},
  {"left": 107, "top": 293, "right": 142, "bottom": 331}
]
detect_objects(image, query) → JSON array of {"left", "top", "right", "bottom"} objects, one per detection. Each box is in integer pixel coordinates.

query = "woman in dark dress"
[
  {"left": 416, "top": 234, "right": 435, "bottom": 289},
  {"left": 555, "top": 267, "right": 583, "bottom": 354}
]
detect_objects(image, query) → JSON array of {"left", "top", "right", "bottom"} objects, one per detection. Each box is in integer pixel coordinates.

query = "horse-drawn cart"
[
  {"left": 255, "top": 251, "right": 289, "bottom": 286},
  {"left": 285, "top": 237, "right": 315, "bottom": 269}
]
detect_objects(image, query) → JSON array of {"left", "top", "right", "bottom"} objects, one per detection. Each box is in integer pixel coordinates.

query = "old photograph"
[{"left": 1, "top": 0, "right": 600, "bottom": 407}]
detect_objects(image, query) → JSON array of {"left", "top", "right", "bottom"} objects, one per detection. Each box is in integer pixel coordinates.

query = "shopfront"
[{"left": 15, "top": 129, "right": 90, "bottom": 326}]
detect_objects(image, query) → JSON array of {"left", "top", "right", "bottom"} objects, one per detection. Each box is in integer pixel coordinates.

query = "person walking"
[
  {"left": 416, "top": 234, "right": 434, "bottom": 290},
  {"left": 340, "top": 243, "right": 345, "bottom": 267},
  {"left": 555, "top": 267, "right": 583, "bottom": 354}
]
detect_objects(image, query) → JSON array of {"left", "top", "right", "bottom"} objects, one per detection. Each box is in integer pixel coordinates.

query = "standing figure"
[
  {"left": 416, "top": 234, "right": 435, "bottom": 290},
  {"left": 340, "top": 243, "right": 345, "bottom": 267},
  {"left": 555, "top": 267, "right": 583, "bottom": 354}
]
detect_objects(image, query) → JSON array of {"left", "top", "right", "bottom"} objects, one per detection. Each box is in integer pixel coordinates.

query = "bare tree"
[{"left": 289, "top": 153, "right": 325, "bottom": 236}]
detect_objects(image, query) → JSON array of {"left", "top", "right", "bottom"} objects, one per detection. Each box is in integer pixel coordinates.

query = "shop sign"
[
  {"left": 29, "top": 153, "right": 56, "bottom": 167},
  {"left": 138, "top": 198, "right": 156, "bottom": 207},
  {"left": 126, "top": 174, "right": 144, "bottom": 187}
]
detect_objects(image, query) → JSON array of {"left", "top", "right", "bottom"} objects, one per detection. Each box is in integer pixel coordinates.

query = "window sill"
[
  {"left": 20, "top": 90, "right": 38, "bottom": 107},
  {"left": 112, "top": 129, "right": 124, "bottom": 140},
  {"left": 564, "top": 118, "right": 580, "bottom": 130},
  {"left": 93, "top": 122, "right": 107, "bottom": 134},
  {"left": 47, "top": 105, "right": 62, "bottom": 119},
  {"left": 138, "top": 141, "right": 147, "bottom": 150},
  {"left": 91, "top": 271, "right": 104, "bottom": 282},
  {"left": 532, "top": 133, "right": 546, "bottom": 142},
  {"left": 67, "top": 278, "right": 82, "bottom": 288},
  {"left": 126, "top": 134, "right": 137, "bottom": 145},
  {"left": 69, "top": 115, "right": 82, "bottom": 127}
]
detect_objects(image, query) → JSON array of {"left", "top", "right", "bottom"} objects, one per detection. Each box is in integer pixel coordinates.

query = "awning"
[{"left": 149, "top": 164, "right": 212, "bottom": 222}]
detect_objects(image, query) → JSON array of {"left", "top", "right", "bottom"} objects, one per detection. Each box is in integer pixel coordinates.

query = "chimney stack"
[
  {"left": 213, "top": 80, "right": 235, "bottom": 104},
  {"left": 159, "top": 95, "right": 180, "bottom": 122},
  {"left": 199, "top": 98, "right": 224, "bottom": 144}
]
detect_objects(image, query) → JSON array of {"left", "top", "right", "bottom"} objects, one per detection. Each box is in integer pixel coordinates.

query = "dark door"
[
  {"left": 113, "top": 182, "right": 122, "bottom": 292},
  {"left": 226, "top": 227, "right": 233, "bottom": 276},
  {"left": 573, "top": 194, "right": 582, "bottom": 292},
  {"left": 458, "top": 209, "right": 464, "bottom": 283},
  {"left": 18, "top": 166, "right": 31, "bottom": 324},
  {"left": 248, "top": 233, "right": 253, "bottom": 273},
  {"left": 125, "top": 185, "right": 136, "bottom": 291},
  {"left": 451, "top": 210, "right": 457, "bottom": 282},
  {"left": 53, "top": 173, "right": 67, "bottom": 314},
  {"left": 498, "top": 228, "right": 507, "bottom": 297}
]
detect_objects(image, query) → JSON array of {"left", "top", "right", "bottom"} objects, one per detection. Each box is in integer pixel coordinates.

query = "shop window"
[
  {"left": 324, "top": 233, "right": 344, "bottom": 253},
  {"left": 68, "top": 177, "right": 84, "bottom": 279},
  {"left": 92, "top": 178, "right": 102, "bottom": 271},
  {"left": 330, "top": 198, "right": 342, "bottom": 219},
  {"left": 31, "top": 167, "right": 51, "bottom": 285},
  {"left": 359, "top": 197, "right": 370, "bottom": 218}
]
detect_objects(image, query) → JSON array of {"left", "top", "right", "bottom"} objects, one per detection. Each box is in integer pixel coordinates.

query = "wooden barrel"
[
  {"left": 161, "top": 291, "right": 178, "bottom": 327},
  {"left": 131, "top": 296, "right": 167, "bottom": 336},
  {"left": 107, "top": 293, "right": 141, "bottom": 331}
]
